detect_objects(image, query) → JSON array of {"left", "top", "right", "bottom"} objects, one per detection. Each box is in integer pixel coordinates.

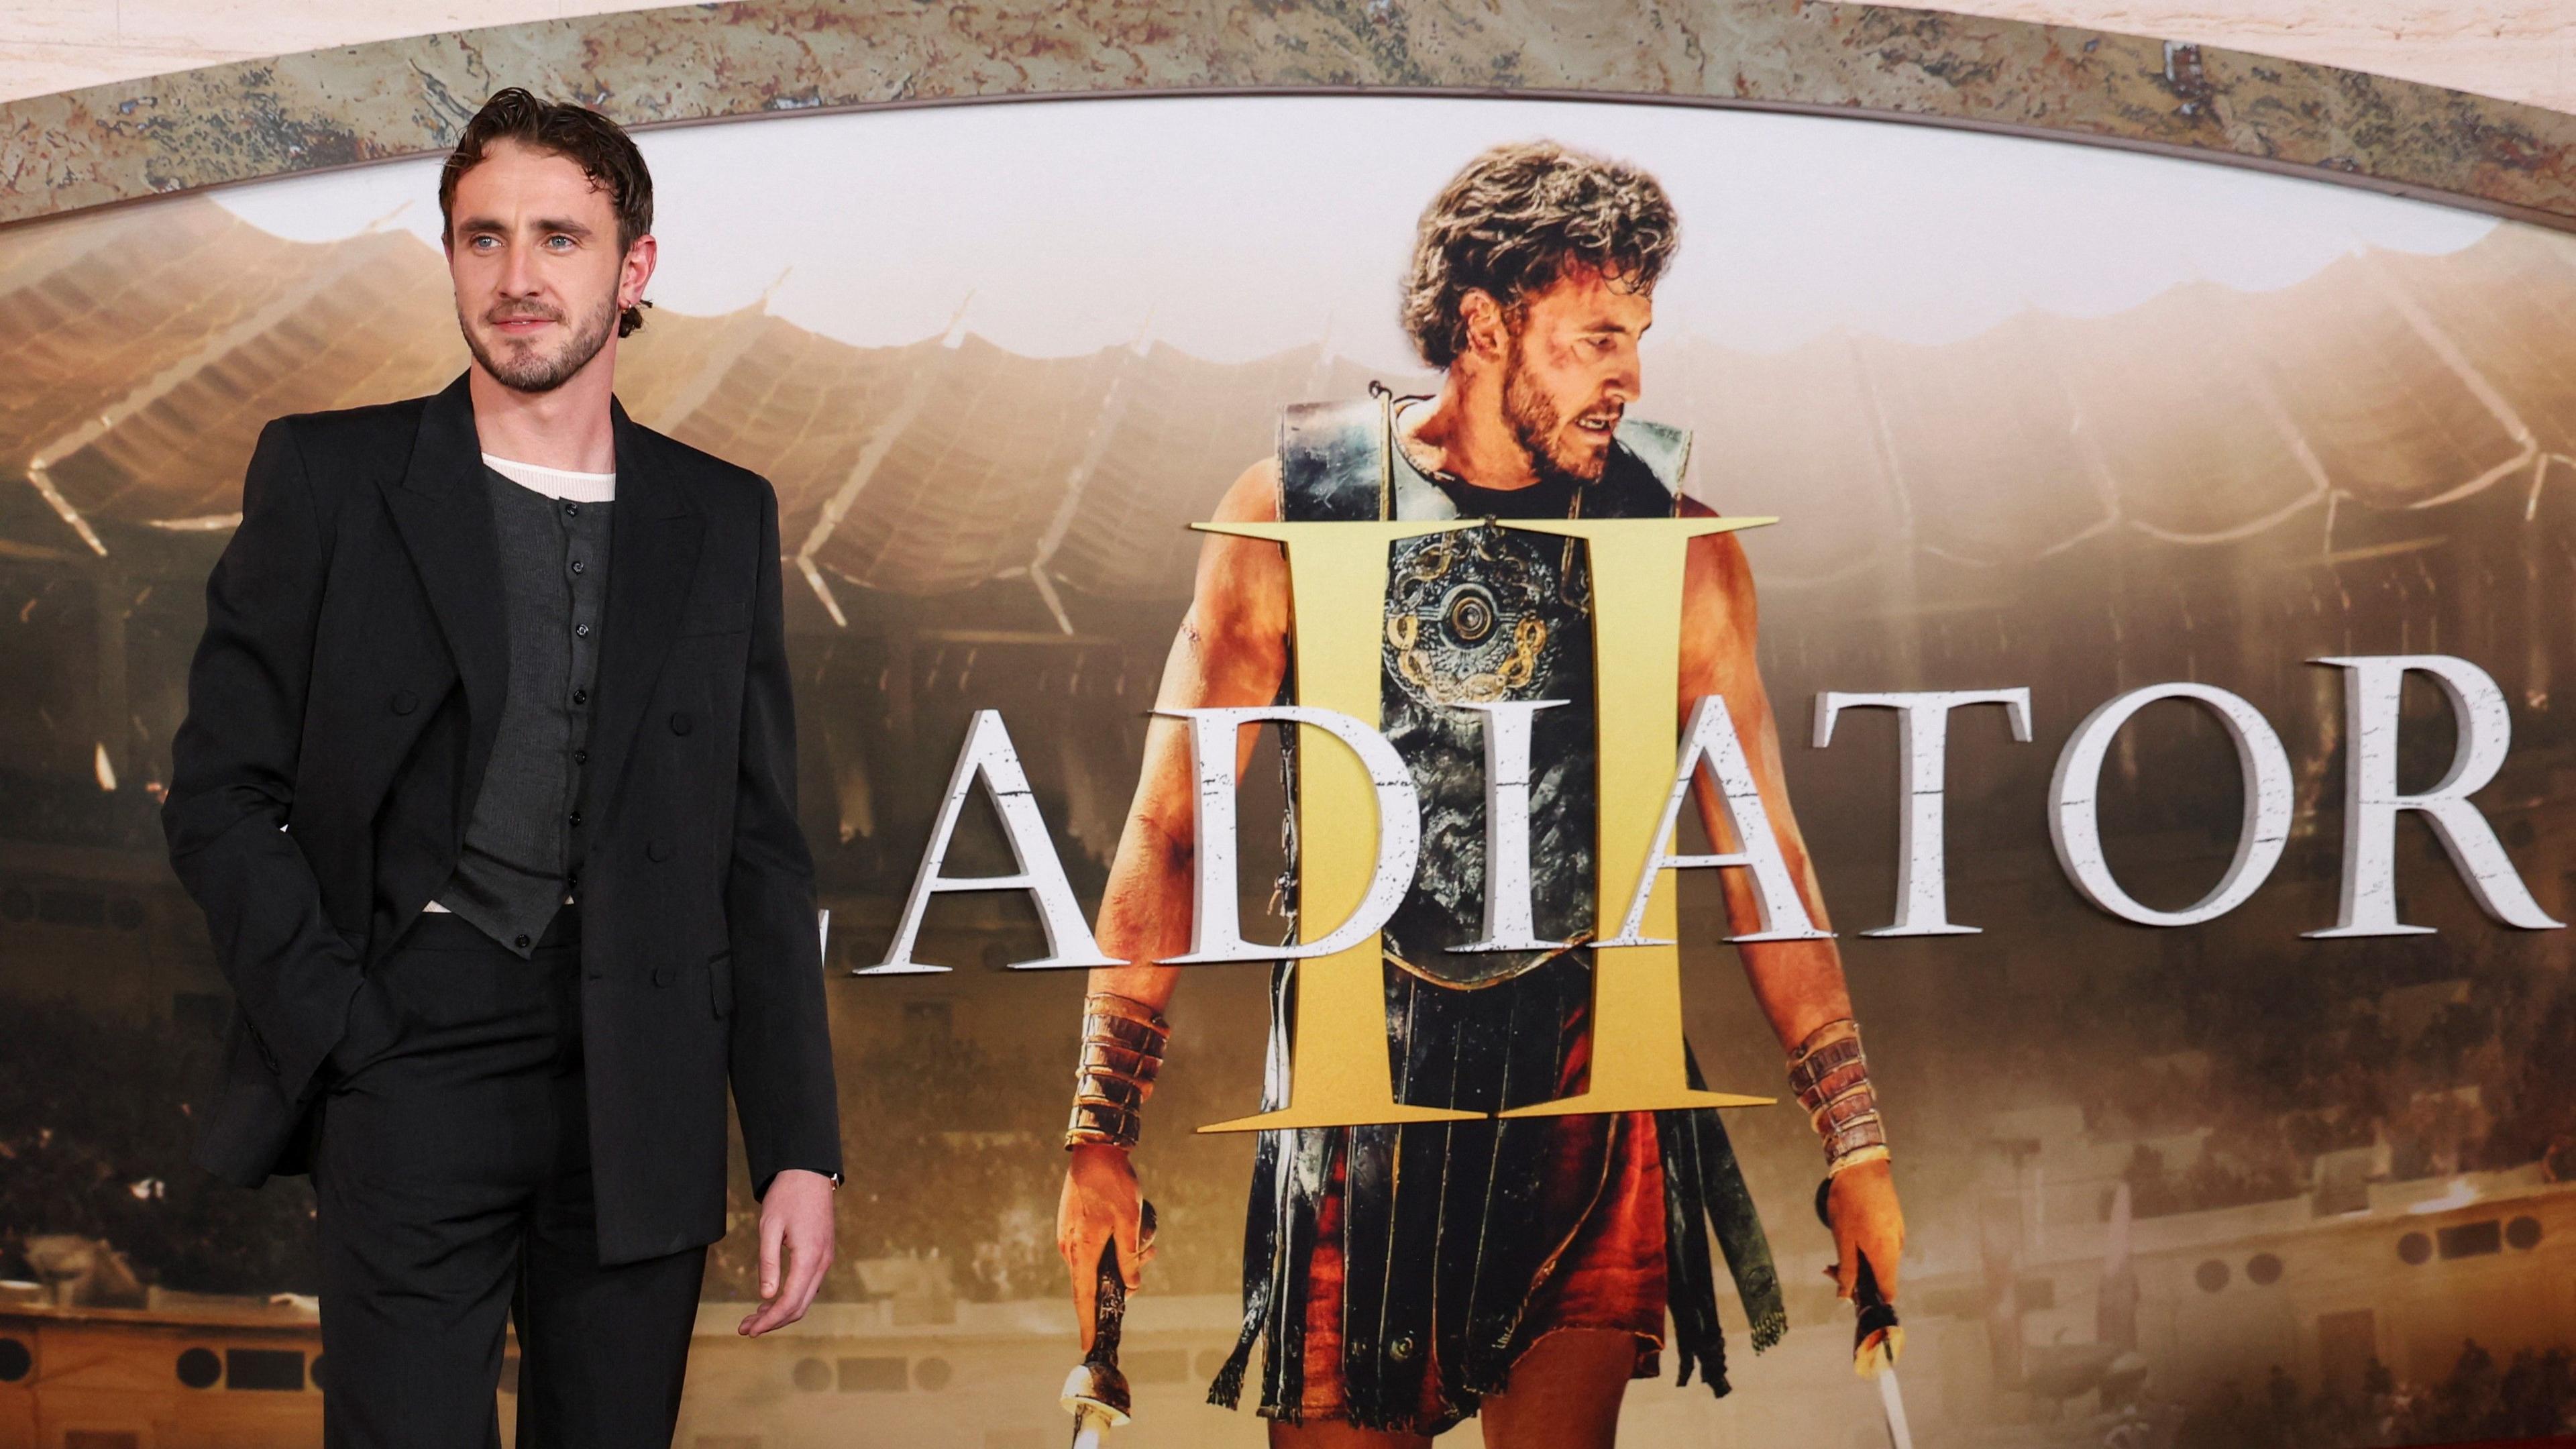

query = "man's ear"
[
  {"left": 621, "top": 232, "right": 659, "bottom": 305},
  {"left": 1460, "top": 289, "right": 1509, "bottom": 363}
]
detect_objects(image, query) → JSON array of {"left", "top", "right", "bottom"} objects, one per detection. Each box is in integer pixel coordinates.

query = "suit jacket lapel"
[
  {"left": 380, "top": 373, "right": 507, "bottom": 825},
  {"left": 588, "top": 396, "right": 703, "bottom": 823}
]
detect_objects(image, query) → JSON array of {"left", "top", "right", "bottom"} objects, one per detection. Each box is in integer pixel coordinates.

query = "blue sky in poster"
[{"left": 215, "top": 94, "right": 2496, "bottom": 368}]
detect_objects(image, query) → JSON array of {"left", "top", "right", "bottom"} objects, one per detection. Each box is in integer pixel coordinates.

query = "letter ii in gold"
[{"left": 1191, "top": 517, "right": 1783, "bottom": 1132}]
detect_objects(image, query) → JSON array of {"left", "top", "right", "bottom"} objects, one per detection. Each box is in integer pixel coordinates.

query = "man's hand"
[
  {"left": 737, "top": 1169, "right": 836, "bottom": 1336},
  {"left": 1825, "top": 1158, "right": 1904, "bottom": 1302},
  {"left": 1057, "top": 1143, "right": 1148, "bottom": 1350}
]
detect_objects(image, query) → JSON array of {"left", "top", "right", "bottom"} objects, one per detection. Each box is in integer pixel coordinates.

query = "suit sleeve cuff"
[{"left": 755, "top": 1166, "right": 843, "bottom": 1199}]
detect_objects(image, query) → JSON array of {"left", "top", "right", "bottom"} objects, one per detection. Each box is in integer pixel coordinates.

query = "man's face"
[
  {"left": 445, "top": 140, "right": 633, "bottom": 394},
  {"left": 1495, "top": 263, "right": 1650, "bottom": 485}
]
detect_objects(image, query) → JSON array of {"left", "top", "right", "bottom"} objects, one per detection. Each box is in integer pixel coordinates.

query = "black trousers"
[{"left": 313, "top": 907, "right": 707, "bottom": 1448}]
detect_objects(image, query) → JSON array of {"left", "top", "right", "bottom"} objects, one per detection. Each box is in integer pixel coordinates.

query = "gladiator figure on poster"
[{"left": 1055, "top": 142, "right": 1907, "bottom": 1446}]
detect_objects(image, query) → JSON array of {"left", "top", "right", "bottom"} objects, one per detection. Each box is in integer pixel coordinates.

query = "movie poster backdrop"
[{"left": 3, "top": 93, "right": 2575, "bottom": 1448}]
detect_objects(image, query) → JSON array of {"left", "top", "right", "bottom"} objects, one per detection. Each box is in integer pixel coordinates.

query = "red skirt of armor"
[{"left": 1285, "top": 1032, "right": 1670, "bottom": 1431}]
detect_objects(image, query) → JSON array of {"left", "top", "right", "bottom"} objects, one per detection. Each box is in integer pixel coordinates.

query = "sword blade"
[
  {"left": 1876, "top": 1366, "right": 1915, "bottom": 1449},
  {"left": 1071, "top": 1405, "right": 1107, "bottom": 1449}
]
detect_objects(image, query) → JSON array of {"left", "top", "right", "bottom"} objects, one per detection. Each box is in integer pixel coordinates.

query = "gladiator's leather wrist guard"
[
  {"left": 1788, "top": 1018, "right": 1890, "bottom": 1176},
  {"left": 1065, "top": 992, "right": 1168, "bottom": 1151}
]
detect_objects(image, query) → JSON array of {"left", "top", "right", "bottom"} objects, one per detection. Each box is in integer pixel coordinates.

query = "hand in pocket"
[{"left": 325, "top": 977, "right": 399, "bottom": 1084}]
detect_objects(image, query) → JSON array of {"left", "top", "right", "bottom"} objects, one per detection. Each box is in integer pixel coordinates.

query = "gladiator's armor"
[{"left": 1207, "top": 392, "right": 1786, "bottom": 1431}]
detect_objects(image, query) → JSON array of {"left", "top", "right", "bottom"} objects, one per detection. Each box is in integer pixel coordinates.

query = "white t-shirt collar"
[{"left": 482, "top": 451, "right": 616, "bottom": 503}]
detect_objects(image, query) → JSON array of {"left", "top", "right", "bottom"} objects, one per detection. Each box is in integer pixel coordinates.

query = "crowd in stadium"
[
  {"left": 2178, "top": 1341, "right": 2576, "bottom": 1446},
  {"left": 2059, "top": 928, "right": 2576, "bottom": 1219},
  {"left": 703, "top": 1012, "right": 1254, "bottom": 1306}
]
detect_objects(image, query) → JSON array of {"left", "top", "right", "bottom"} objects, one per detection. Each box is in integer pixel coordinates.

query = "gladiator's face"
[
  {"left": 444, "top": 139, "right": 639, "bottom": 394},
  {"left": 1499, "top": 262, "right": 1650, "bottom": 486}
]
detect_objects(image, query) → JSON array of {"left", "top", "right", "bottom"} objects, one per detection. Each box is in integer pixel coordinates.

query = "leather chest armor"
[{"left": 1279, "top": 393, "right": 1692, "bottom": 985}]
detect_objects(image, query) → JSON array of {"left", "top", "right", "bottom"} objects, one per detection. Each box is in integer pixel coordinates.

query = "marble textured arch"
[{"left": 2, "top": 1, "right": 2575, "bottom": 233}]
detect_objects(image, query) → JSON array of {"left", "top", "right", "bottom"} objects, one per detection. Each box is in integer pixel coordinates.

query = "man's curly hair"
[{"left": 1400, "top": 142, "right": 1678, "bottom": 370}]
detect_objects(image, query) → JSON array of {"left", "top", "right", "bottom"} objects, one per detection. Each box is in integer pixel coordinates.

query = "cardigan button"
[
  {"left": 647, "top": 839, "right": 673, "bottom": 863},
  {"left": 669, "top": 712, "right": 694, "bottom": 736},
  {"left": 389, "top": 690, "right": 419, "bottom": 716}
]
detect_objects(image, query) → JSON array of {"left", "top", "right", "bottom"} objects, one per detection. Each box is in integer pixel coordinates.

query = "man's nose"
[
  {"left": 496, "top": 238, "right": 541, "bottom": 296},
  {"left": 1603, "top": 364, "right": 1639, "bottom": 405}
]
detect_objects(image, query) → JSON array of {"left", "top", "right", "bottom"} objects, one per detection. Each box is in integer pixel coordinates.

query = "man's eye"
[{"left": 546, "top": 235, "right": 576, "bottom": 250}]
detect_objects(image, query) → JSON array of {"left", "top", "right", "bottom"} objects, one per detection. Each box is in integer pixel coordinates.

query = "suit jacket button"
[
  {"left": 514, "top": 933, "right": 531, "bottom": 950},
  {"left": 647, "top": 839, "right": 672, "bottom": 862},
  {"left": 389, "top": 690, "right": 419, "bottom": 716},
  {"left": 669, "top": 712, "right": 693, "bottom": 736}
]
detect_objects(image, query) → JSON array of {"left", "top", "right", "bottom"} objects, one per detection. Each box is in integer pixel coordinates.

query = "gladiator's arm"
[
  {"left": 1675, "top": 502, "right": 1847, "bottom": 1044},
  {"left": 1677, "top": 498, "right": 1906, "bottom": 1299},
  {"left": 1084, "top": 459, "right": 1293, "bottom": 1013},
  {"left": 1059, "top": 460, "right": 1291, "bottom": 1343}
]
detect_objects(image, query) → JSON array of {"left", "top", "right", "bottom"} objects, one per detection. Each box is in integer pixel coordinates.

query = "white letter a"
[
  {"left": 862, "top": 710, "right": 1121, "bottom": 974},
  {"left": 1603, "top": 694, "right": 1829, "bottom": 946}
]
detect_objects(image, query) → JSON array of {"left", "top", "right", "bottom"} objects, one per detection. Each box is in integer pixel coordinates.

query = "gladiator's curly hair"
[
  {"left": 1399, "top": 141, "right": 1679, "bottom": 370},
  {"left": 439, "top": 88, "right": 657, "bottom": 337}
]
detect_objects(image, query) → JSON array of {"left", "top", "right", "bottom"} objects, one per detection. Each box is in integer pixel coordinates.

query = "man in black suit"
[{"left": 162, "top": 89, "right": 841, "bottom": 1447}]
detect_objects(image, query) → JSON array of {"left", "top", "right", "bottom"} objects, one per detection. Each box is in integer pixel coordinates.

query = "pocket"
[
  {"left": 708, "top": 950, "right": 735, "bottom": 1020},
  {"left": 324, "top": 977, "right": 399, "bottom": 1085}
]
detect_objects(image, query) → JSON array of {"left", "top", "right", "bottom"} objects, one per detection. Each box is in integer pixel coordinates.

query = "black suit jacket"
[{"left": 163, "top": 373, "right": 842, "bottom": 1265}]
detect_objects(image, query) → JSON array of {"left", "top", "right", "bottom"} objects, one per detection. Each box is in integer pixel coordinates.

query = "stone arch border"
[{"left": 3, "top": 1, "right": 2575, "bottom": 234}]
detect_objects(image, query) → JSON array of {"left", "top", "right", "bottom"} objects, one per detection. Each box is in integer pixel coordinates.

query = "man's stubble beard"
[
  {"left": 462, "top": 287, "right": 618, "bottom": 395},
  {"left": 1500, "top": 333, "right": 1611, "bottom": 488}
]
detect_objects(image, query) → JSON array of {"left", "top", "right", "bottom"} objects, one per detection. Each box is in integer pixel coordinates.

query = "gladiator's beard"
[
  {"left": 1501, "top": 336, "right": 1616, "bottom": 486},
  {"left": 463, "top": 288, "right": 617, "bottom": 394}
]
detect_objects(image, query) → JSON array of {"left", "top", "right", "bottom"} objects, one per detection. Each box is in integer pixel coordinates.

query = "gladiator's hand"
[
  {"left": 1825, "top": 1158, "right": 1904, "bottom": 1303},
  {"left": 1059, "top": 1143, "right": 1148, "bottom": 1350}
]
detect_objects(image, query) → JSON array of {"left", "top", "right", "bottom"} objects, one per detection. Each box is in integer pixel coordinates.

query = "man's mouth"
[
  {"left": 1572, "top": 410, "right": 1621, "bottom": 437},
  {"left": 490, "top": 313, "right": 557, "bottom": 336}
]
